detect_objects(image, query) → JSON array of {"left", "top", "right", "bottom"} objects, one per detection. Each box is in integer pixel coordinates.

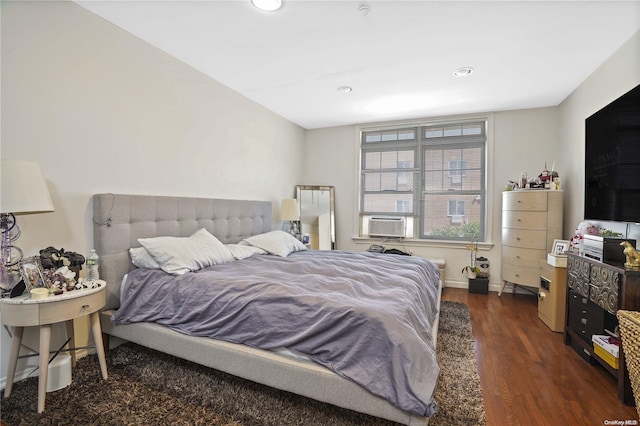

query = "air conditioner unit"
[{"left": 369, "top": 216, "right": 405, "bottom": 238}]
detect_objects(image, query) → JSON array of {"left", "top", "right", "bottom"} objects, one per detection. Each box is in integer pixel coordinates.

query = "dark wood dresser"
[{"left": 564, "top": 252, "right": 640, "bottom": 405}]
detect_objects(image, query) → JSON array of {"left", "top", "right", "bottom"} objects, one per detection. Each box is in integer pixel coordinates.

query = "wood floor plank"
[{"left": 441, "top": 288, "right": 639, "bottom": 425}]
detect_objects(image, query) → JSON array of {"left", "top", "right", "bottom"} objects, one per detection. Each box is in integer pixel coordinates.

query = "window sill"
[{"left": 352, "top": 236, "right": 494, "bottom": 251}]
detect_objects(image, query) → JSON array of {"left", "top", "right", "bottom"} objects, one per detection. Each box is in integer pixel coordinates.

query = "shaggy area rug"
[{"left": 1, "top": 301, "right": 485, "bottom": 425}]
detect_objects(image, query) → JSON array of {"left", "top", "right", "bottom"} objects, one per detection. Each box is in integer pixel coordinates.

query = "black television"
[{"left": 584, "top": 84, "right": 640, "bottom": 223}]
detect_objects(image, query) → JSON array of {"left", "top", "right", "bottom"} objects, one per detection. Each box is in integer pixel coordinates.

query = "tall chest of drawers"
[
  {"left": 500, "top": 190, "right": 563, "bottom": 295},
  {"left": 564, "top": 252, "right": 640, "bottom": 405}
]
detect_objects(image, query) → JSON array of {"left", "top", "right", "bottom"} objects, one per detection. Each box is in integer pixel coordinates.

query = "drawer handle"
[
  {"left": 581, "top": 318, "right": 588, "bottom": 325},
  {"left": 581, "top": 298, "right": 587, "bottom": 304},
  {"left": 516, "top": 237, "right": 521, "bottom": 240},
  {"left": 82, "top": 304, "right": 90, "bottom": 309},
  {"left": 582, "top": 310, "right": 587, "bottom": 314}
]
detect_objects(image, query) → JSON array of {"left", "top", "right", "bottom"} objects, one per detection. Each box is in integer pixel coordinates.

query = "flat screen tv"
[{"left": 585, "top": 84, "right": 640, "bottom": 223}]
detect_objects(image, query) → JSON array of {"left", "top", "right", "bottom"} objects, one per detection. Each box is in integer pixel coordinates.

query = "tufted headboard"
[{"left": 93, "top": 193, "right": 273, "bottom": 310}]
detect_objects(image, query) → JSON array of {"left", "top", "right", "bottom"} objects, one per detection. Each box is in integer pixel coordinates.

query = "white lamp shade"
[
  {"left": 1, "top": 160, "right": 55, "bottom": 214},
  {"left": 279, "top": 198, "right": 299, "bottom": 221}
]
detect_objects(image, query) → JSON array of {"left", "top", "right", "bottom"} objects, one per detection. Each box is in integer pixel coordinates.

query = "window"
[
  {"left": 360, "top": 120, "right": 486, "bottom": 241},
  {"left": 396, "top": 200, "right": 411, "bottom": 213},
  {"left": 448, "top": 160, "right": 466, "bottom": 184},
  {"left": 448, "top": 200, "right": 465, "bottom": 216}
]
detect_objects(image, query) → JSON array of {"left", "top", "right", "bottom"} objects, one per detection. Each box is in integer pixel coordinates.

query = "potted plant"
[
  {"left": 461, "top": 241, "right": 480, "bottom": 278},
  {"left": 461, "top": 265, "right": 481, "bottom": 279}
]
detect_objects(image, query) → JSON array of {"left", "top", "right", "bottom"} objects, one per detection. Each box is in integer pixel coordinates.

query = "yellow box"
[{"left": 594, "top": 344, "right": 619, "bottom": 369}]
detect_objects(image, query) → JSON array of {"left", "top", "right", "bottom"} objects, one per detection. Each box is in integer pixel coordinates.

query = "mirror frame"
[{"left": 296, "top": 185, "right": 336, "bottom": 250}]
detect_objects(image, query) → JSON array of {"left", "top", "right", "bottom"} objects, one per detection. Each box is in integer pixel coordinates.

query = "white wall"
[
  {"left": 559, "top": 30, "right": 640, "bottom": 241},
  {"left": 0, "top": 1, "right": 305, "bottom": 385}
]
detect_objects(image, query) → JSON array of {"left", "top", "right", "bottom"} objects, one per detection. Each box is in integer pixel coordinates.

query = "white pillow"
[
  {"left": 129, "top": 247, "right": 161, "bottom": 270},
  {"left": 225, "top": 244, "right": 267, "bottom": 260},
  {"left": 242, "top": 230, "right": 307, "bottom": 257},
  {"left": 139, "top": 228, "right": 234, "bottom": 275}
]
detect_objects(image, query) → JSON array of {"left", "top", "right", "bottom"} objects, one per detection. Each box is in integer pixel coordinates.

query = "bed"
[{"left": 93, "top": 193, "right": 442, "bottom": 425}]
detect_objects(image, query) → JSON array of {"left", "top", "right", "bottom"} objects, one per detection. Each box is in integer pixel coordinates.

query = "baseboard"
[
  {"left": 0, "top": 363, "right": 39, "bottom": 391},
  {"left": 445, "top": 280, "right": 534, "bottom": 295}
]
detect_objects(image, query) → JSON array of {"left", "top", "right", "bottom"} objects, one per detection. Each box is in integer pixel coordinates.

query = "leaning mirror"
[{"left": 296, "top": 185, "right": 335, "bottom": 250}]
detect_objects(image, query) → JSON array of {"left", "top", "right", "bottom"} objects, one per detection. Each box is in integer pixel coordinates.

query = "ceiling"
[{"left": 76, "top": 0, "right": 640, "bottom": 130}]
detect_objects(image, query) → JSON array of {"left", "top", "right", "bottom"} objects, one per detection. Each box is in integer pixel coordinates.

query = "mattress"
[{"left": 112, "top": 250, "right": 440, "bottom": 416}]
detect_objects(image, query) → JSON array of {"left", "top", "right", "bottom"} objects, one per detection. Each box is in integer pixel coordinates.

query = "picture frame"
[
  {"left": 552, "top": 239, "right": 570, "bottom": 256},
  {"left": 19, "top": 256, "right": 47, "bottom": 292}
]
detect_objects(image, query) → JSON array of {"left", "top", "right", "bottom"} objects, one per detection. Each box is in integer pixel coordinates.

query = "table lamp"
[
  {"left": 279, "top": 198, "right": 300, "bottom": 238},
  {"left": 1, "top": 160, "right": 55, "bottom": 295}
]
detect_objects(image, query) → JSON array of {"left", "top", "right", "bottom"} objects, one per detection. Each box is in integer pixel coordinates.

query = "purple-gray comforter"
[{"left": 112, "top": 250, "right": 440, "bottom": 416}]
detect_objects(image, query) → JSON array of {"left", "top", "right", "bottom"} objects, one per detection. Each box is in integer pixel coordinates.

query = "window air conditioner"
[{"left": 368, "top": 216, "right": 406, "bottom": 238}]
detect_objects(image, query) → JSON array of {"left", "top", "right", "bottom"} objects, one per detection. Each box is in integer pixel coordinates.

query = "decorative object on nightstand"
[
  {"left": 279, "top": 198, "right": 300, "bottom": 239},
  {"left": 0, "top": 283, "right": 108, "bottom": 413},
  {"left": 1, "top": 160, "right": 55, "bottom": 298},
  {"left": 86, "top": 249, "right": 100, "bottom": 280},
  {"left": 499, "top": 190, "right": 563, "bottom": 296}
]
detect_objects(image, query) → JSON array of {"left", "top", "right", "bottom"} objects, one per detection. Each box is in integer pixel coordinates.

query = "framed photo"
[
  {"left": 552, "top": 239, "right": 570, "bottom": 255},
  {"left": 19, "top": 256, "right": 47, "bottom": 291}
]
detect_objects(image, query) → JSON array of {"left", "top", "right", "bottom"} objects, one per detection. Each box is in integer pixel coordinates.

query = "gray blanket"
[{"left": 112, "top": 250, "right": 440, "bottom": 416}]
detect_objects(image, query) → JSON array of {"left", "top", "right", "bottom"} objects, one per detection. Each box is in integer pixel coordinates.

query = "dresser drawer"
[
  {"left": 501, "top": 246, "right": 546, "bottom": 267},
  {"left": 568, "top": 290, "right": 605, "bottom": 343},
  {"left": 568, "top": 313, "right": 602, "bottom": 343},
  {"left": 501, "top": 210, "right": 549, "bottom": 230},
  {"left": 502, "top": 263, "right": 540, "bottom": 287},
  {"left": 568, "top": 291, "right": 604, "bottom": 320},
  {"left": 501, "top": 228, "right": 547, "bottom": 249},
  {"left": 502, "top": 191, "right": 548, "bottom": 211},
  {"left": 39, "top": 291, "right": 105, "bottom": 324}
]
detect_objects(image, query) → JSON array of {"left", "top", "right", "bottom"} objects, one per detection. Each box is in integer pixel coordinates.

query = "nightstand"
[{"left": 0, "top": 283, "right": 108, "bottom": 412}]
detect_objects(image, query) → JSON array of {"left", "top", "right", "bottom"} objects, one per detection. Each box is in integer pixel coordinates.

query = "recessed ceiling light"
[
  {"left": 359, "top": 4, "right": 371, "bottom": 16},
  {"left": 251, "top": 0, "right": 282, "bottom": 12},
  {"left": 453, "top": 67, "right": 474, "bottom": 77},
  {"left": 337, "top": 86, "right": 353, "bottom": 94}
]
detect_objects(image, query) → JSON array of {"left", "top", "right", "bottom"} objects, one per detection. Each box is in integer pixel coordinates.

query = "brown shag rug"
[{"left": 1, "top": 301, "right": 485, "bottom": 425}]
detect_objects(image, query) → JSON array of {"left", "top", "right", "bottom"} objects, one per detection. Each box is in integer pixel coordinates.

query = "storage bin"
[
  {"left": 468, "top": 277, "right": 489, "bottom": 294},
  {"left": 593, "top": 344, "right": 619, "bottom": 369},
  {"left": 46, "top": 354, "right": 72, "bottom": 392},
  {"left": 617, "top": 310, "right": 640, "bottom": 418}
]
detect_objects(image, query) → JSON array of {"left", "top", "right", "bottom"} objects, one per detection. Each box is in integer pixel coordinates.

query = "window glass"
[{"left": 361, "top": 120, "right": 486, "bottom": 241}]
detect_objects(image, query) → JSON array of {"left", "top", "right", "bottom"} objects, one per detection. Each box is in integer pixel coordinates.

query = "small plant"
[
  {"left": 461, "top": 265, "right": 481, "bottom": 278},
  {"left": 461, "top": 241, "right": 480, "bottom": 278},
  {"left": 599, "top": 228, "right": 623, "bottom": 237}
]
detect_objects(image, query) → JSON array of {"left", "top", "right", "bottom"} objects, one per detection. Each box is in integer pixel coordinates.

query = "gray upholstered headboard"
[{"left": 93, "top": 193, "right": 272, "bottom": 310}]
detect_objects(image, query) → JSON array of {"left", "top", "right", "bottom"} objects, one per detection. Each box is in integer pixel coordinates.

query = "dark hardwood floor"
[{"left": 441, "top": 287, "right": 639, "bottom": 425}]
